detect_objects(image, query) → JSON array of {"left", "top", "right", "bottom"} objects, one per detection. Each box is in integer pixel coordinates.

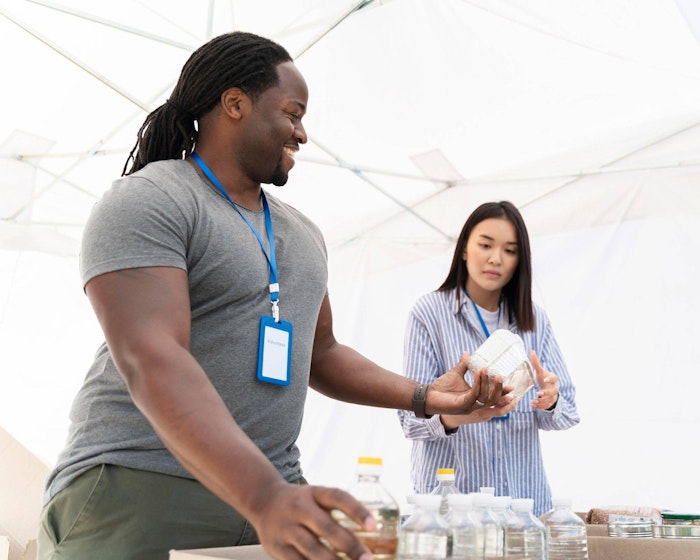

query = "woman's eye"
[{"left": 287, "top": 112, "right": 300, "bottom": 121}]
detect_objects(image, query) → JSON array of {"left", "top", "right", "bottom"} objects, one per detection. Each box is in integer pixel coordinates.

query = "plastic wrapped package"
[{"left": 467, "top": 329, "right": 535, "bottom": 399}]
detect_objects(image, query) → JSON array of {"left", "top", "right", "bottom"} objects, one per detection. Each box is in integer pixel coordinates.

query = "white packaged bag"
[{"left": 467, "top": 329, "right": 535, "bottom": 399}]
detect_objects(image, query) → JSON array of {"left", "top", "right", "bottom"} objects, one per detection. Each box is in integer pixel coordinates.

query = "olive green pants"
[{"left": 37, "top": 464, "right": 301, "bottom": 560}]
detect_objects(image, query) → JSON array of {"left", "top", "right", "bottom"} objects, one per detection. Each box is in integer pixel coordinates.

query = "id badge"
[{"left": 257, "top": 315, "right": 293, "bottom": 386}]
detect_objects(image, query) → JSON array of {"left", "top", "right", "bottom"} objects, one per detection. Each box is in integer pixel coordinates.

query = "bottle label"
[{"left": 400, "top": 533, "right": 448, "bottom": 558}]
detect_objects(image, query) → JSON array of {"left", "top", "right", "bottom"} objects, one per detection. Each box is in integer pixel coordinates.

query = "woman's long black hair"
[{"left": 438, "top": 201, "right": 534, "bottom": 331}]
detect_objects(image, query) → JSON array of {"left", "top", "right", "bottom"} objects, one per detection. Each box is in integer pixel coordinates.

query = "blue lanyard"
[
  {"left": 464, "top": 289, "right": 500, "bottom": 339},
  {"left": 465, "top": 289, "right": 509, "bottom": 420},
  {"left": 191, "top": 152, "right": 281, "bottom": 321}
]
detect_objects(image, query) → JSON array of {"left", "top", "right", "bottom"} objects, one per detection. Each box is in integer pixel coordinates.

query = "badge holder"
[{"left": 257, "top": 314, "right": 293, "bottom": 386}]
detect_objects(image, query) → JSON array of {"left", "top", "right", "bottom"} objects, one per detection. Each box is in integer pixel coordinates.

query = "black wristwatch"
[{"left": 412, "top": 384, "right": 433, "bottom": 419}]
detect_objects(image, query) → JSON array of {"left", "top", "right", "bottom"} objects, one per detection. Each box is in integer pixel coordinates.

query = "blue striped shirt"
[{"left": 397, "top": 288, "right": 580, "bottom": 516}]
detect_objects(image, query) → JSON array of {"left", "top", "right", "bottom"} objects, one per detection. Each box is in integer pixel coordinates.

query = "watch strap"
[{"left": 412, "top": 383, "right": 433, "bottom": 419}]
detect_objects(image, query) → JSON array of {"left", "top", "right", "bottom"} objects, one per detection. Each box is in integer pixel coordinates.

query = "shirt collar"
[{"left": 449, "top": 287, "right": 511, "bottom": 330}]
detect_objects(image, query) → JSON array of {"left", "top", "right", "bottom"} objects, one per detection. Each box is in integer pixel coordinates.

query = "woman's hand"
[
  {"left": 440, "top": 393, "right": 519, "bottom": 429},
  {"left": 530, "top": 351, "right": 559, "bottom": 410}
]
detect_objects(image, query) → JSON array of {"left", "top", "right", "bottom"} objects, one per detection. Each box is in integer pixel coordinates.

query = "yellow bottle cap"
[{"left": 358, "top": 456, "right": 383, "bottom": 466}]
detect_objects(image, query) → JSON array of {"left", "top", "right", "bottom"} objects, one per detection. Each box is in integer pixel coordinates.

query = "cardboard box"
[
  {"left": 170, "top": 545, "right": 270, "bottom": 560},
  {"left": 0, "top": 428, "right": 49, "bottom": 560},
  {"left": 588, "top": 535, "right": 700, "bottom": 560},
  {"left": 171, "top": 536, "right": 700, "bottom": 560}
]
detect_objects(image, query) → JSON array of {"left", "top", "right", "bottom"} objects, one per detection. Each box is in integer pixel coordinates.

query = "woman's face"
[{"left": 463, "top": 217, "right": 519, "bottom": 297}]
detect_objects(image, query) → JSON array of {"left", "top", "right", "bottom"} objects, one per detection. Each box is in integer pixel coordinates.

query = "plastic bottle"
[
  {"left": 446, "top": 493, "right": 484, "bottom": 560},
  {"left": 398, "top": 494, "right": 450, "bottom": 560},
  {"left": 503, "top": 498, "right": 546, "bottom": 559},
  {"left": 429, "top": 468, "right": 461, "bottom": 517},
  {"left": 332, "top": 456, "right": 400, "bottom": 560},
  {"left": 490, "top": 496, "right": 512, "bottom": 527},
  {"left": 402, "top": 495, "right": 417, "bottom": 527},
  {"left": 539, "top": 497, "right": 589, "bottom": 560},
  {"left": 471, "top": 492, "right": 503, "bottom": 559}
]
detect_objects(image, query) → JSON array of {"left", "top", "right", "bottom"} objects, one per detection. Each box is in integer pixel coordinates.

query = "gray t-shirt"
[{"left": 44, "top": 159, "right": 328, "bottom": 502}]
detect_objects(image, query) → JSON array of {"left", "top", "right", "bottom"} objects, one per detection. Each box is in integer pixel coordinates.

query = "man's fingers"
[
  {"left": 313, "top": 487, "right": 372, "bottom": 530},
  {"left": 310, "top": 487, "right": 376, "bottom": 560}
]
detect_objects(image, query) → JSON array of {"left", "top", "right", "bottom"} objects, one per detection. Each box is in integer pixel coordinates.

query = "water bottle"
[
  {"left": 503, "top": 498, "right": 546, "bottom": 559},
  {"left": 332, "top": 456, "right": 400, "bottom": 560},
  {"left": 429, "top": 468, "right": 461, "bottom": 517},
  {"left": 490, "top": 496, "right": 512, "bottom": 526},
  {"left": 398, "top": 494, "right": 450, "bottom": 560},
  {"left": 402, "top": 495, "right": 417, "bottom": 527},
  {"left": 471, "top": 492, "right": 503, "bottom": 559},
  {"left": 539, "top": 497, "right": 589, "bottom": 560},
  {"left": 446, "top": 493, "right": 484, "bottom": 560}
]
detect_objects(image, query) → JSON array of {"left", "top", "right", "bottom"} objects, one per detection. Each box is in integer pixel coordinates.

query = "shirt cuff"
[
  {"left": 544, "top": 399, "right": 561, "bottom": 419},
  {"left": 425, "top": 414, "right": 459, "bottom": 437}
]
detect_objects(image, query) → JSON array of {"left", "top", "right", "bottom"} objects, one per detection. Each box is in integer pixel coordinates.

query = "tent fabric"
[{"left": 1, "top": 0, "right": 700, "bottom": 533}]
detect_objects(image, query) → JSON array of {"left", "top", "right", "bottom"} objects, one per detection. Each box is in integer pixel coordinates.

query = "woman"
[{"left": 397, "top": 201, "right": 580, "bottom": 515}]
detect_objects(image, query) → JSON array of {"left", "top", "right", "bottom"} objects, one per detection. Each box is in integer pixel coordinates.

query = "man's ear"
[{"left": 220, "top": 87, "right": 250, "bottom": 120}]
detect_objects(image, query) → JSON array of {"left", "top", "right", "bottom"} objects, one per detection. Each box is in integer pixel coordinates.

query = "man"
[{"left": 37, "top": 31, "right": 515, "bottom": 560}]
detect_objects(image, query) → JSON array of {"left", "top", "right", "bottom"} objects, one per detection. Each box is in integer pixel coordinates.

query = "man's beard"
[{"left": 270, "top": 164, "right": 289, "bottom": 187}]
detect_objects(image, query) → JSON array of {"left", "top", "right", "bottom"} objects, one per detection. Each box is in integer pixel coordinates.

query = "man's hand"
[
  {"left": 253, "top": 483, "right": 375, "bottom": 560},
  {"left": 425, "top": 352, "right": 514, "bottom": 417}
]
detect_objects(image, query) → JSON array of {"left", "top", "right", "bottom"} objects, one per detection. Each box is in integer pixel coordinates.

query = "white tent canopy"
[{"left": 2, "top": 1, "right": 700, "bottom": 545}]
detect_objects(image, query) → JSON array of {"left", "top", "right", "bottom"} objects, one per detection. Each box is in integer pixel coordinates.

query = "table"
[{"left": 170, "top": 529, "right": 700, "bottom": 560}]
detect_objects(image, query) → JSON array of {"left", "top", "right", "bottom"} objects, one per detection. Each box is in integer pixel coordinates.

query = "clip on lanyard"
[
  {"left": 191, "top": 152, "right": 280, "bottom": 322},
  {"left": 191, "top": 152, "right": 292, "bottom": 387}
]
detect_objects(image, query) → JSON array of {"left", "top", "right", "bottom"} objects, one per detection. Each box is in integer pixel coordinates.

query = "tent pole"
[{"left": 310, "top": 136, "right": 454, "bottom": 243}]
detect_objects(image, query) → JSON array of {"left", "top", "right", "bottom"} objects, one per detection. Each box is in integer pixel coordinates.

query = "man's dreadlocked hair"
[{"left": 122, "top": 31, "right": 293, "bottom": 176}]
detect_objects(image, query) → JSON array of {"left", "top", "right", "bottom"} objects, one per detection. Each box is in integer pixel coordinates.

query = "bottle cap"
[
  {"left": 447, "top": 493, "right": 474, "bottom": 507},
  {"left": 413, "top": 494, "right": 443, "bottom": 509},
  {"left": 473, "top": 492, "right": 494, "bottom": 506},
  {"left": 358, "top": 456, "right": 382, "bottom": 466},
  {"left": 552, "top": 497, "right": 573, "bottom": 508},
  {"left": 357, "top": 456, "right": 383, "bottom": 476},
  {"left": 492, "top": 496, "right": 512, "bottom": 509},
  {"left": 511, "top": 498, "right": 534, "bottom": 512},
  {"left": 437, "top": 468, "right": 455, "bottom": 481}
]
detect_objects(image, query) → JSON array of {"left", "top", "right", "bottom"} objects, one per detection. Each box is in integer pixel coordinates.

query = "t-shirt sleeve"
[{"left": 80, "top": 175, "right": 190, "bottom": 287}]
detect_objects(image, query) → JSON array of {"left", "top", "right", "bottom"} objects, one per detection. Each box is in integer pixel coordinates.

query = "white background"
[{"left": 2, "top": 0, "right": 700, "bottom": 519}]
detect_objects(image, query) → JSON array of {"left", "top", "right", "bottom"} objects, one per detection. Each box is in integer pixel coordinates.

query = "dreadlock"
[{"left": 122, "top": 31, "right": 293, "bottom": 176}]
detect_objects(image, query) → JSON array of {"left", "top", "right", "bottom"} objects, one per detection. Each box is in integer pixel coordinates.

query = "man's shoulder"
[
  {"left": 106, "top": 159, "right": 197, "bottom": 202},
  {"left": 124, "top": 158, "right": 192, "bottom": 184}
]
